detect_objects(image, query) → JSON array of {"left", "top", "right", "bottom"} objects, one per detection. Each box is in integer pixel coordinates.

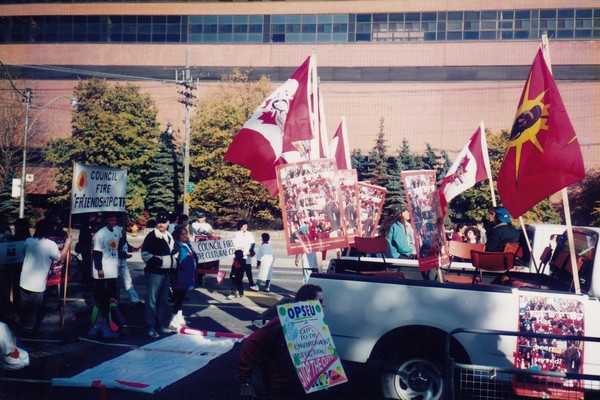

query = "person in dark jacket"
[
  {"left": 238, "top": 284, "right": 324, "bottom": 400},
  {"left": 485, "top": 207, "right": 520, "bottom": 252},
  {"left": 141, "top": 211, "right": 177, "bottom": 338}
]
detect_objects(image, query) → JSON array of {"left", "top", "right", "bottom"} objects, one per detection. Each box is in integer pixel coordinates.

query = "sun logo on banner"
[
  {"left": 507, "top": 75, "right": 550, "bottom": 182},
  {"left": 76, "top": 171, "right": 87, "bottom": 191}
]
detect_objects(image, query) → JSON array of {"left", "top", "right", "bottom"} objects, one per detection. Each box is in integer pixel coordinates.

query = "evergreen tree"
[
  {"left": 146, "top": 126, "right": 183, "bottom": 215},
  {"left": 44, "top": 79, "right": 159, "bottom": 220},
  {"left": 350, "top": 149, "right": 368, "bottom": 181},
  {"left": 397, "top": 138, "right": 421, "bottom": 171},
  {"left": 365, "top": 117, "right": 389, "bottom": 187}
]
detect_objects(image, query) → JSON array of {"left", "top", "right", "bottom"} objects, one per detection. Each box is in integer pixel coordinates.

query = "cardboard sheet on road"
[{"left": 52, "top": 332, "right": 242, "bottom": 393}]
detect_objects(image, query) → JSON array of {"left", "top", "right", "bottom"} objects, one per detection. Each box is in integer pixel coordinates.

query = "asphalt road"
[{"left": 0, "top": 230, "right": 382, "bottom": 400}]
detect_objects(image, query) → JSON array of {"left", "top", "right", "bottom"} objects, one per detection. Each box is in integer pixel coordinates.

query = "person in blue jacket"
[{"left": 380, "top": 205, "right": 416, "bottom": 259}]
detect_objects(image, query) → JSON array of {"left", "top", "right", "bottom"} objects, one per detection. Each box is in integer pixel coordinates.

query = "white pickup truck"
[{"left": 309, "top": 224, "right": 600, "bottom": 399}]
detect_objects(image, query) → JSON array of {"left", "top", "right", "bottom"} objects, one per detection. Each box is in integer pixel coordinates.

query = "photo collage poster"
[
  {"left": 515, "top": 294, "right": 585, "bottom": 392},
  {"left": 357, "top": 182, "right": 387, "bottom": 238},
  {"left": 277, "top": 159, "right": 349, "bottom": 255},
  {"left": 338, "top": 169, "right": 360, "bottom": 244},
  {"left": 401, "top": 170, "right": 449, "bottom": 271}
]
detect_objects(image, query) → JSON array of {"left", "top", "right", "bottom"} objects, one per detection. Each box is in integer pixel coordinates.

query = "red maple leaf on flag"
[
  {"left": 258, "top": 110, "right": 278, "bottom": 126},
  {"left": 451, "top": 154, "right": 471, "bottom": 185}
]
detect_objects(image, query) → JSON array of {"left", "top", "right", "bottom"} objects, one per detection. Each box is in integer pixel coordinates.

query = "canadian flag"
[
  {"left": 439, "top": 124, "right": 492, "bottom": 214},
  {"left": 224, "top": 56, "right": 315, "bottom": 195},
  {"left": 329, "top": 117, "right": 351, "bottom": 170}
]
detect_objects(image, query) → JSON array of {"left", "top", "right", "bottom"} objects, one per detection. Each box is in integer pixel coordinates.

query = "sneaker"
[
  {"left": 1, "top": 347, "right": 30, "bottom": 371},
  {"left": 175, "top": 314, "right": 187, "bottom": 326},
  {"left": 146, "top": 330, "right": 159, "bottom": 338},
  {"left": 249, "top": 285, "right": 259, "bottom": 291},
  {"left": 252, "top": 319, "right": 269, "bottom": 329},
  {"left": 166, "top": 323, "right": 180, "bottom": 333},
  {"left": 226, "top": 294, "right": 237, "bottom": 300},
  {"left": 264, "top": 288, "right": 271, "bottom": 292}
]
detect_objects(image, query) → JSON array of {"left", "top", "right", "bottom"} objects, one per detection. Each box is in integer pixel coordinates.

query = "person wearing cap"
[
  {"left": 191, "top": 212, "right": 213, "bottom": 237},
  {"left": 141, "top": 211, "right": 177, "bottom": 338},
  {"left": 485, "top": 207, "right": 520, "bottom": 252}
]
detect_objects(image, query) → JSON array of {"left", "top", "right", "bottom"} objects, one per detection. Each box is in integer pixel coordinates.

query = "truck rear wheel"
[{"left": 381, "top": 357, "right": 443, "bottom": 400}]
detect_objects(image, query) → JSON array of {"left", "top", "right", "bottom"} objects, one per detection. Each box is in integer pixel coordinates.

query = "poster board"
[
  {"left": 357, "top": 182, "right": 387, "bottom": 238},
  {"left": 338, "top": 169, "right": 360, "bottom": 243},
  {"left": 277, "top": 159, "right": 348, "bottom": 255},
  {"left": 514, "top": 293, "right": 585, "bottom": 396},
  {"left": 277, "top": 300, "right": 348, "bottom": 393},
  {"left": 401, "top": 170, "right": 449, "bottom": 271}
]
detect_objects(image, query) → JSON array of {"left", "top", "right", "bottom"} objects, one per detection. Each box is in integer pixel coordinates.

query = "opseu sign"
[{"left": 71, "top": 163, "right": 127, "bottom": 214}]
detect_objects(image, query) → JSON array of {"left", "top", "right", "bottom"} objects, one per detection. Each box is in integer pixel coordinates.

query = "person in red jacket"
[{"left": 238, "top": 284, "right": 324, "bottom": 400}]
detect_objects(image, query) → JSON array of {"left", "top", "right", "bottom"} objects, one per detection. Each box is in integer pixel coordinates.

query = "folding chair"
[
  {"left": 536, "top": 245, "right": 553, "bottom": 275},
  {"left": 353, "top": 236, "right": 404, "bottom": 278},
  {"left": 471, "top": 250, "right": 515, "bottom": 279},
  {"left": 443, "top": 241, "right": 485, "bottom": 284},
  {"left": 503, "top": 242, "right": 520, "bottom": 255}
]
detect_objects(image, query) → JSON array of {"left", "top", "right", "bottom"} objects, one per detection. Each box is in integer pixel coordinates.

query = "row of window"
[{"left": 1, "top": 9, "right": 599, "bottom": 44}]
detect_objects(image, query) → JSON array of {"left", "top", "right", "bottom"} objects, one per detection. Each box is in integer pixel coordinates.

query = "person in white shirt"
[
  {"left": 233, "top": 219, "right": 258, "bottom": 291},
  {"left": 255, "top": 233, "right": 275, "bottom": 292},
  {"left": 191, "top": 212, "right": 213, "bottom": 237},
  {"left": 19, "top": 219, "right": 71, "bottom": 334},
  {"left": 91, "top": 213, "right": 121, "bottom": 338}
]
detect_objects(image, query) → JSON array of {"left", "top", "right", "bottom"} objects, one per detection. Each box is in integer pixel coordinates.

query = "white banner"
[
  {"left": 52, "top": 331, "right": 241, "bottom": 393},
  {"left": 71, "top": 163, "right": 127, "bottom": 214},
  {"left": 190, "top": 238, "right": 238, "bottom": 263}
]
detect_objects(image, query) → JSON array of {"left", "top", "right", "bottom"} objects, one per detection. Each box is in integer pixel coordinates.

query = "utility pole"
[
  {"left": 176, "top": 49, "right": 196, "bottom": 215},
  {"left": 19, "top": 88, "right": 32, "bottom": 219}
]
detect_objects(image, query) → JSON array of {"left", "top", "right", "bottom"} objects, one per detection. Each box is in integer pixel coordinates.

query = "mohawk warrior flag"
[
  {"left": 329, "top": 118, "right": 351, "bottom": 170},
  {"left": 497, "top": 49, "right": 585, "bottom": 218},
  {"left": 224, "top": 56, "right": 315, "bottom": 195},
  {"left": 438, "top": 126, "right": 490, "bottom": 214}
]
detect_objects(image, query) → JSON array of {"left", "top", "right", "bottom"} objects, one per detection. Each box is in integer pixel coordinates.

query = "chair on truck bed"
[
  {"left": 352, "top": 236, "right": 404, "bottom": 278},
  {"left": 471, "top": 250, "right": 515, "bottom": 276},
  {"left": 443, "top": 241, "right": 485, "bottom": 284}
]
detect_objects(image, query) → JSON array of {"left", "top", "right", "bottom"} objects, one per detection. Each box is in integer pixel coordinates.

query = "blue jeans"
[{"left": 144, "top": 271, "right": 170, "bottom": 331}]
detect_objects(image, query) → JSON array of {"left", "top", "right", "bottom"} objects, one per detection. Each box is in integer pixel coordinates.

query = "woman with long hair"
[{"left": 380, "top": 205, "right": 415, "bottom": 259}]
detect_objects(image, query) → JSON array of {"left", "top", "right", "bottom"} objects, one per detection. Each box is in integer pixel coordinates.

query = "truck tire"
[{"left": 381, "top": 357, "right": 443, "bottom": 400}]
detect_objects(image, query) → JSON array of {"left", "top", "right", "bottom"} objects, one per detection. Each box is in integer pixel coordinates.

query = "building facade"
[{"left": 1, "top": 0, "right": 599, "bottom": 182}]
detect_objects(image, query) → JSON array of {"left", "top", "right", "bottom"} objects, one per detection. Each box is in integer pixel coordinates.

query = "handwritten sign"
[
  {"left": 190, "top": 238, "right": 237, "bottom": 263},
  {"left": 71, "top": 163, "right": 127, "bottom": 214},
  {"left": 277, "top": 300, "right": 348, "bottom": 393}
]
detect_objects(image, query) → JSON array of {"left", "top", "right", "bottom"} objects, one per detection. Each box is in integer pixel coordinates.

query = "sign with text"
[
  {"left": 277, "top": 300, "right": 348, "bottom": 393},
  {"left": 71, "top": 163, "right": 127, "bottom": 214},
  {"left": 190, "top": 238, "right": 237, "bottom": 263}
]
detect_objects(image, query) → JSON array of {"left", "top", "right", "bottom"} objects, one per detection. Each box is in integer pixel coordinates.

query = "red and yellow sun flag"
[{"left": 497, "top": 48, "right": 585, "bottom": 218}]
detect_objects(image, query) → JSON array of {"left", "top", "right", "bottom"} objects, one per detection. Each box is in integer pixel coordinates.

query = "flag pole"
[
  {"left": 309, "top": 52, "right": 319, "bottom": 160},
  {"left": 318, "top": 83, "right": 328, "bottom": 158},
  {"left": 541, "top": 33, "right": 581, "bottom": 294},
  {"left": 61, "top": 162, "right": 76, "bottom": 331},
  {"left": 480, "top": 121, "right": 496, "bottom": 207},
  {"left": 341, "top": 116, "right": 351, "bottom": 169}
]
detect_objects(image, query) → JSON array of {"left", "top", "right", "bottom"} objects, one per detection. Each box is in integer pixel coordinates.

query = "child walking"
[
  {"left": 255, "top": 233, "right": 275, "bottom": 292},
  {"left": 227, "top": 250, "right": 245, "bottom": 300}
]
